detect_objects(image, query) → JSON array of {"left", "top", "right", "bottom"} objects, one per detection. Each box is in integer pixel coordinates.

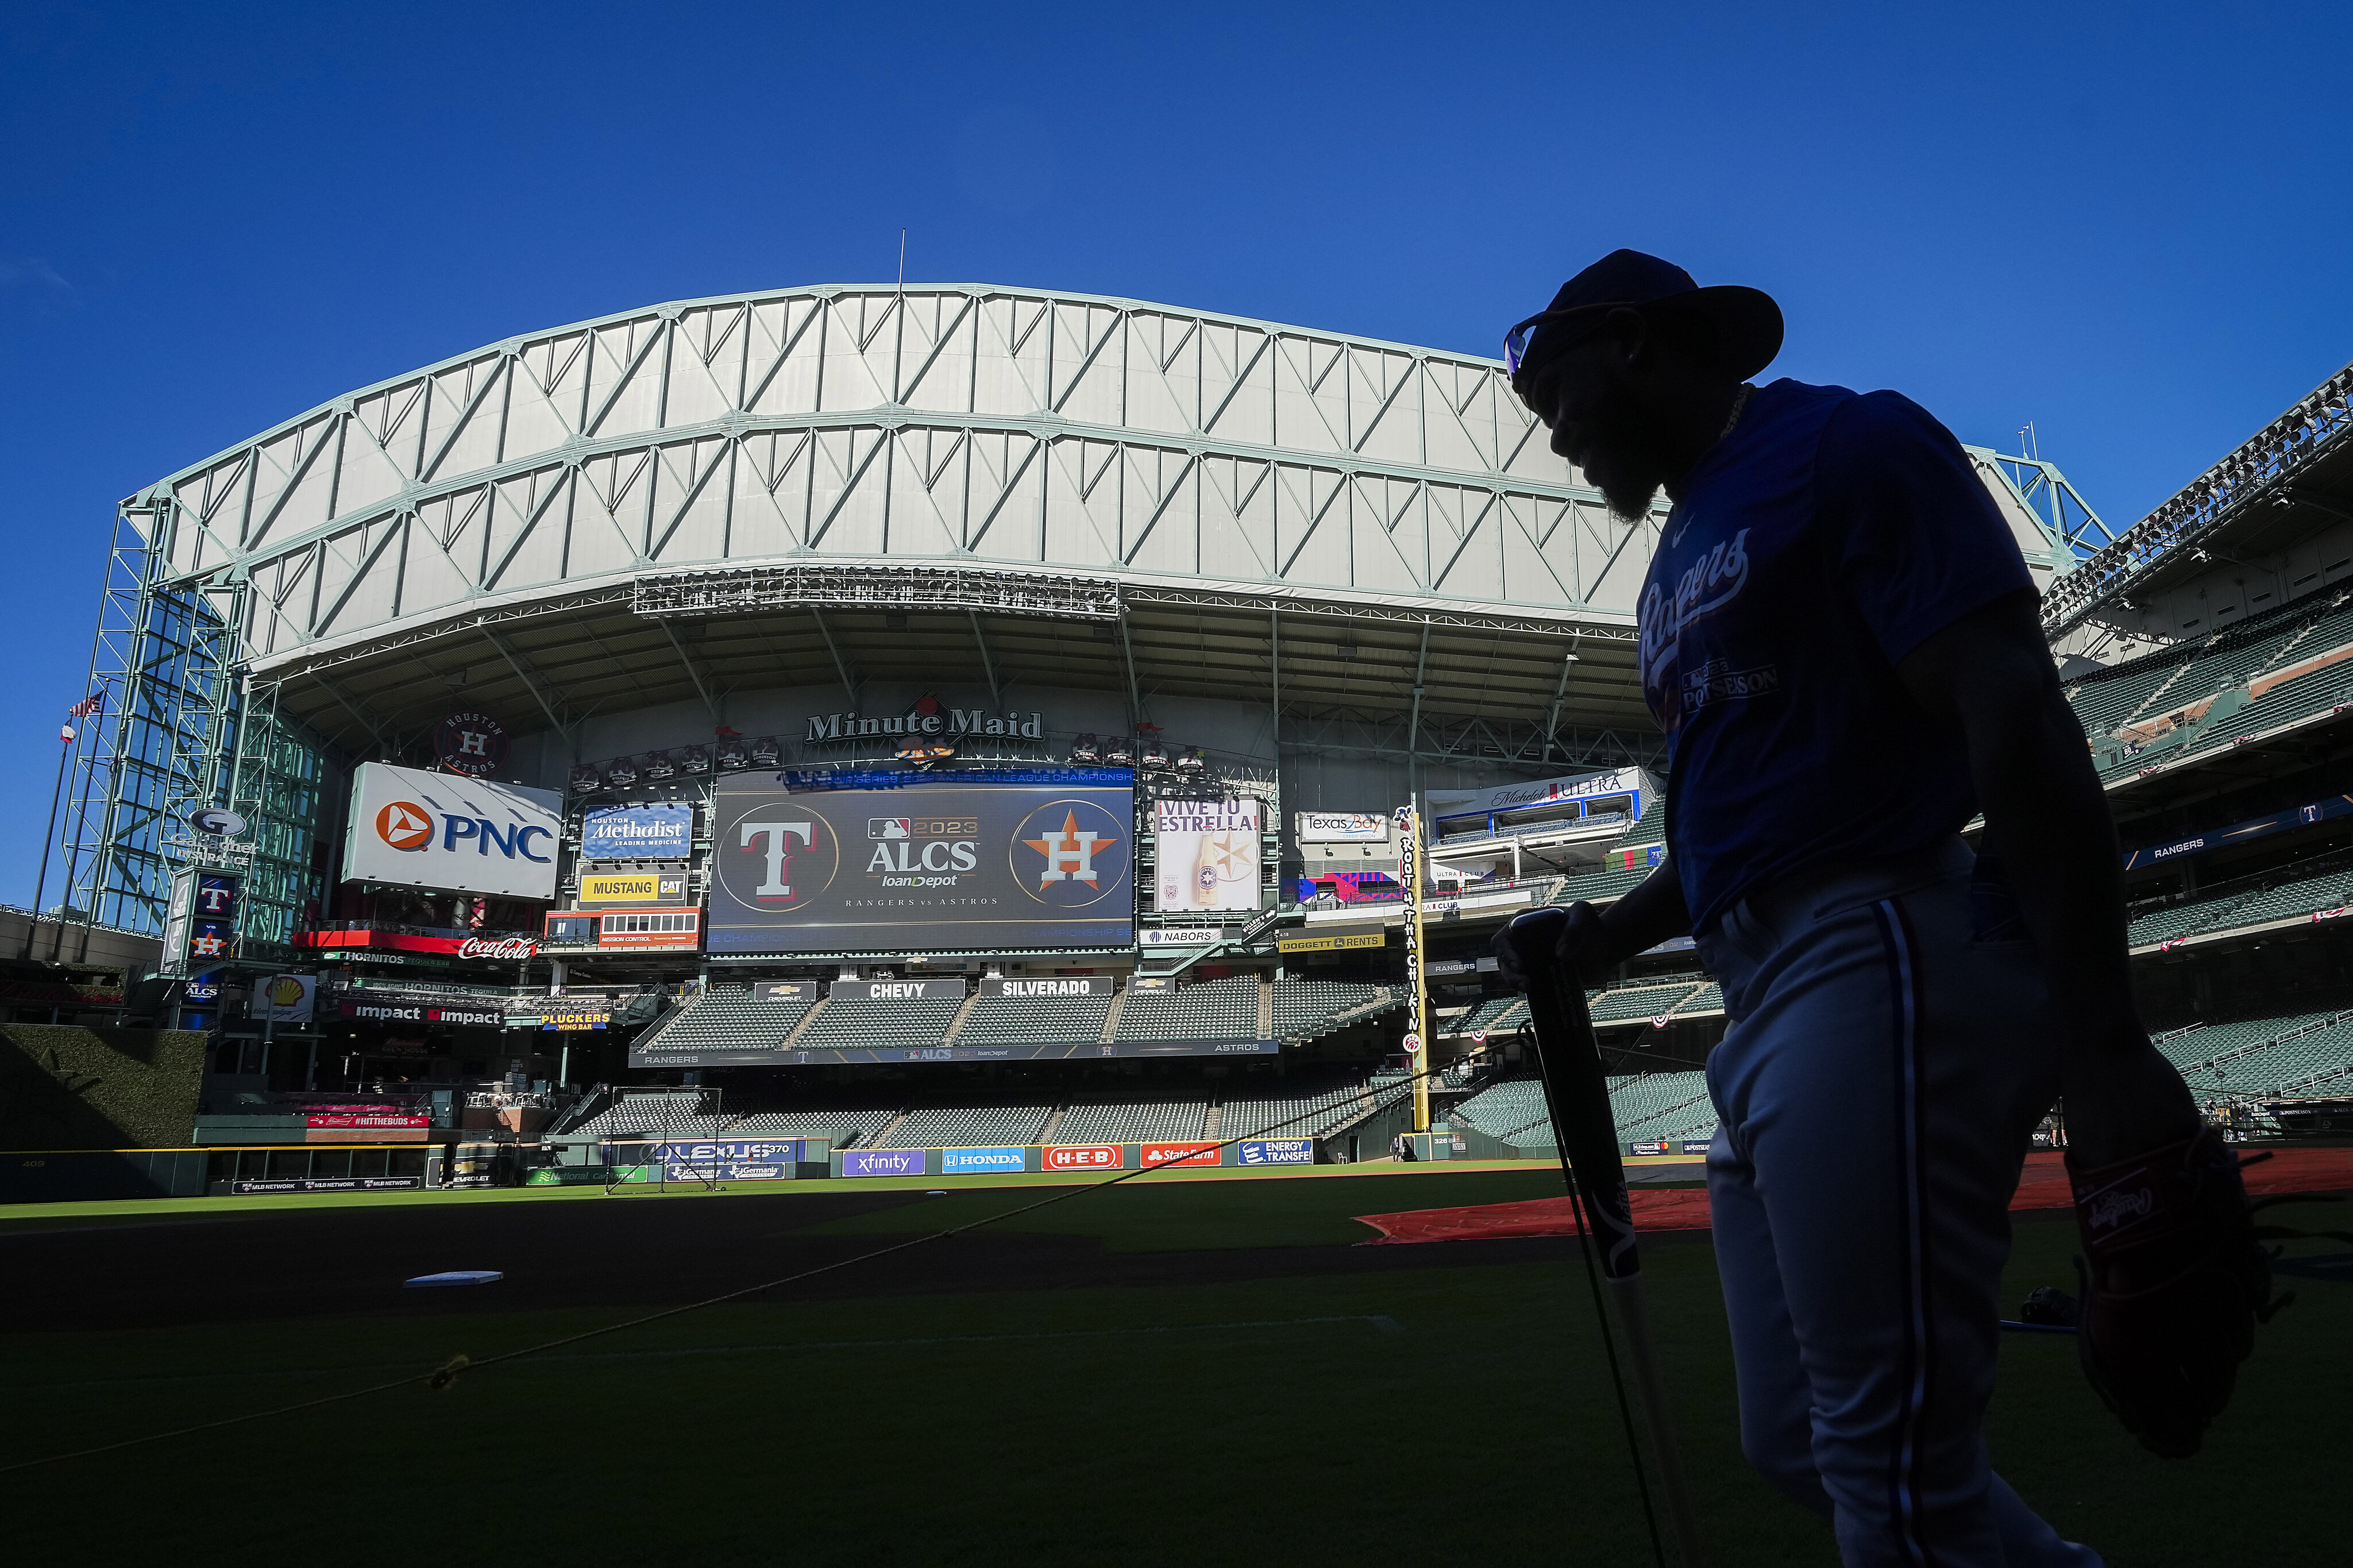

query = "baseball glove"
[{"left": 2065, "top": 1127, "right": 2326, "bottom": 1457}]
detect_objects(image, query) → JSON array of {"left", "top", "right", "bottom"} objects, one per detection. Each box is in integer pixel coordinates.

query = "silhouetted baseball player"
[{"left": 1496, "top": 250, "right": 2211, "bottom": 1568}]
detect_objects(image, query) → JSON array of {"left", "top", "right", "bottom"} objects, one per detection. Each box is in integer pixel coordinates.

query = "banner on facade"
[
  {"left": 343, "top": 762, "right": 560, "bottom": 900},
  {"left": 1153, "top": 797, "right": 1263, "bottom": 913},
  {"left": 581, "top": 803, "right": 695, "bottom": 861}
]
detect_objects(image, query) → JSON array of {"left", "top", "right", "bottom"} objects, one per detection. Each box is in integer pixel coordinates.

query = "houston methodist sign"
[{"left": 343, "top": 763, "right": 561, "bottom": 900}]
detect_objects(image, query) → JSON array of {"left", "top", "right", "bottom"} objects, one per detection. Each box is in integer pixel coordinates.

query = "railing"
[
  {"left": 2043, "top": 361, "right": 2353, "bottom": 637},
  {"left": 1438, "top": 811, "right": 1629, "bottom": 847}
]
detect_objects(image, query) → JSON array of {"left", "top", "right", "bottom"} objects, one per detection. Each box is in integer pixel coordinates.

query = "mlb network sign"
[{"left": 344, "top": 763, "right": 561, "bottom": 901}]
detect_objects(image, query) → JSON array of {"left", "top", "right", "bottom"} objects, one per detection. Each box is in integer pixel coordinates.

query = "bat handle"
[{"left": 1608, "top": 1270, "right": 1709, "bottom": 1567}]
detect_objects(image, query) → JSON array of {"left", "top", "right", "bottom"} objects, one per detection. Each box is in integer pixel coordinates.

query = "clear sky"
[{"left": 3, "top": 1, "right": 2349, "bottom": 909}]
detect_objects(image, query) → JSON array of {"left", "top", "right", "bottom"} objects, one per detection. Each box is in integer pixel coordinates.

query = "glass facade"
[{"left": 62, "top": 522, "right": 340, "bottom": 955}]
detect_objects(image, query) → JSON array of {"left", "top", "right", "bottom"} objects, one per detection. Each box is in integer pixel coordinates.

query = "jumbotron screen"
[{"left": 707, "top": 779, "right": 1135, "bottom": 952}]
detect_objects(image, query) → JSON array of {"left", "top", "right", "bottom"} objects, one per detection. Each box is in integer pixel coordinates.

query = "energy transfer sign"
[
  {"left": 1153, "top": 797, "right": 1262, "bottom": 913},
  {"left": 706, "top": 778, "right": 1133, "bottom": 953},
  {"left": 343, "top": 763, "right": 561, "bottom": 901}
]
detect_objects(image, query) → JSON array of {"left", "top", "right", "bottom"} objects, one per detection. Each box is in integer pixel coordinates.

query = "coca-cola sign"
[{"left": 457, "top": 936, "right": 538, "bottom": 960}]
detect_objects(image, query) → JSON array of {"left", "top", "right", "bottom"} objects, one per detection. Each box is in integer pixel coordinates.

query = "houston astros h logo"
[
  {"left": 1024, "top": 810, "right": 1116, "bottom": 887},
  {"left": 1010, "top": 797, "right": 1128, "bottom": 908},
  {"left": 376, "top": 800, "right": 434, "bottom": 851}
]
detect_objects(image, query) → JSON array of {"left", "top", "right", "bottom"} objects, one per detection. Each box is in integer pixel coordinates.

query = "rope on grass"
[{"left": 0, "top": 1066, "right": 1456, "bottom": 1474}]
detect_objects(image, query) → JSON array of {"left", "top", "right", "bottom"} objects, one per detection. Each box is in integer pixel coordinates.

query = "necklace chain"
[{"left": 1718, "top": 382, "right": 1754, "bottom": 443}]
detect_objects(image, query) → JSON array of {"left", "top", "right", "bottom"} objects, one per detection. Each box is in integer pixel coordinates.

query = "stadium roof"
[
  {"left": 2041, "top": 357, "right": 2353, "bottom": 639},
  {"left": 120, "top": 283, "right": 1672, "bottom": 770}
]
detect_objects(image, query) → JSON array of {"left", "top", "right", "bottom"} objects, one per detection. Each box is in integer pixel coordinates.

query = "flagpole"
[{"left": 24, "top": 724, "right": 74, "bottom": 960}]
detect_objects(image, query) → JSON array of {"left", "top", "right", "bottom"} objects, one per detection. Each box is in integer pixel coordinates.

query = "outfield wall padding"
[{"left": 0, "top": 1025, "right": 207, "bottom": 1151}]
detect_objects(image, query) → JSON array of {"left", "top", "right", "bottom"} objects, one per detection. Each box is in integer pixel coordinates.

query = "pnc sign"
[
  {"left": 344, "top": 763, "right": 561, "bottom": 901},
  {"left": 376, "top": 801, "right": 435, "bottom": 851}
]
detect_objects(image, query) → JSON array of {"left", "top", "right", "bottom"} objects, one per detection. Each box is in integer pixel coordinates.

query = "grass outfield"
[{"left": 0, "top": 1173, "right": 2343, "bottom": 1565}]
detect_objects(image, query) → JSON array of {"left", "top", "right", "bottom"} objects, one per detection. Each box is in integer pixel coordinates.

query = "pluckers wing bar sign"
[{"left": 707, "top": 778, "right": 1133, "bottom": 953}]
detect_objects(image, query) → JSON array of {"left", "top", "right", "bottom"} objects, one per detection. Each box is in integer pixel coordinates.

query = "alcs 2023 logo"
[{"left": 375, "top": 800, "right": 553, "bottom": 862}]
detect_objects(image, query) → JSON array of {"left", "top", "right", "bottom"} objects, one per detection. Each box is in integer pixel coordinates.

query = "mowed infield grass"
[{"left": 0, "top": 1174, "right": 2343, "bottom": 1566}]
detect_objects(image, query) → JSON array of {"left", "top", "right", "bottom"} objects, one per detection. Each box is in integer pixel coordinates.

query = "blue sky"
[{"left": 3, "top": 2, "right": 2349, "bottom": 908}]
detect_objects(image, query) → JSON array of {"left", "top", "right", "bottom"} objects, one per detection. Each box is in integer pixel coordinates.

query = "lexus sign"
[{"left": 342, "top": 762, "right": 561, "bottom": 900}]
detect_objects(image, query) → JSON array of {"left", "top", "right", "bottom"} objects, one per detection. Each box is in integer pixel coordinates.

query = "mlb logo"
[{"left": 869, "top": 818, "right": 911, "bottom": 840}]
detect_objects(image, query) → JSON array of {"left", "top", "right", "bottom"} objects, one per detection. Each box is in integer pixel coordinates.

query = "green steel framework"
[{"left": 55, "top": 507, "right": 334, "bottom": 953}]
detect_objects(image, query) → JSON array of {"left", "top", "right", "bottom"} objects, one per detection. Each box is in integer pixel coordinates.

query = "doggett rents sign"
[{"left": 343, "top": 763, "right": 560, "bottom": 901}]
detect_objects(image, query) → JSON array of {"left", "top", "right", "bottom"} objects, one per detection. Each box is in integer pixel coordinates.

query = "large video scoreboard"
[{"left": 707, "top": 778, "right": 1135, "bottom": 953}]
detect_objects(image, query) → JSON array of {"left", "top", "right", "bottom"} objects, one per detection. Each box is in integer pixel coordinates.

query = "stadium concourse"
[{"left": 9, "top": 283, "right": 2353, "bottom": 1203}]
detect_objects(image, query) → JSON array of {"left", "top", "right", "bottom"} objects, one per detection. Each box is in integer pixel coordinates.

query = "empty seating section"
[
  {"left": 1612, "top": 1071, "right": 1716, "bottom": 1140},
  {"left": 1449, "top": 1079, "right": 1549, "bottom": 1138},
  {"left": 1271, "top": 978, "right": 1397, "bottom": 1037},
  {"left": 2154, "top": 1009, "right": 2353, "bottom": 1098},
  {"left": 2066, "top": 591, "right": 2353, "bottom": 773},
  {"left": 889, "top": 1103, "right": 1053, "bottom": 1146},
  {"left": 1587, "top": 978, "right": 1704, "bottom": 1024},
  {"left": 2127, "top": 857, "right": 2353, "bottom": 947},
  {"left": 634, "top": 984, "right": 813, "bottom": 1056},
  {"left": 568, "top": 1090, "right": 726, "bottom": 1140},
  {"left": 725, "top": 1107, "right": 898, "bottom": 1148},
  {"left": 1115, "top": 976, "right": 1261, "bottom": 1041},
  {"left": 1455, "top": 994, "right": 1528, "bottom": 1034},
  {"left": 2068, "top": 654, "right": 2190, "bottom": 737},
  {"left": 1219, "top": 1082, "right": 1374, "bottom": 1140},
  {"left": 955, "top": 992, "right": 1116, "bottom": 1046},
  {"left": 1449, "top": 1071, "right": 1717, "bottom": 1145},
  {"left": 793, "top": 995, "right": 967, "bottom": 1051},
  {"left": 1054, "top": 1098, "right": 1210, "bottom": 1143}
]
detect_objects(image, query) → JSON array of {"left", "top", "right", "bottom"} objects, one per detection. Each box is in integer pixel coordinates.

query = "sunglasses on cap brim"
[{"left": 1501, "top": 305, "right": 1619, "bottom": 380}]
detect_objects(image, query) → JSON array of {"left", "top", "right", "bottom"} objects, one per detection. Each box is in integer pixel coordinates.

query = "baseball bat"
[{"left": 1513, "top": 920, "right": 1708, "bottom": 1567}]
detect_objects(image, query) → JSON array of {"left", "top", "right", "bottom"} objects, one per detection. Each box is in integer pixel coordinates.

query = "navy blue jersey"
[{"left": 1638, "top": 378, "right": 2034, "bottom": 933}]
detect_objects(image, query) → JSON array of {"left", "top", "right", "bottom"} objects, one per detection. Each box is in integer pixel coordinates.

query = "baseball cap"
[{"left": 1505, "top": 249, "right": 1783, "bottom": 387}]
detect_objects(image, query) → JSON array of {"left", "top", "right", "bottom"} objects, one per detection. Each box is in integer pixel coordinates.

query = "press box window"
[{"left": 606, "top": 912, "right": 697, "bottom": 934}]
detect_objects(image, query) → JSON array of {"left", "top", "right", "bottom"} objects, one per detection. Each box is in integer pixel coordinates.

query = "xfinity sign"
[{"left": 344, "top": 763, "right": 561, "bottom": 901}]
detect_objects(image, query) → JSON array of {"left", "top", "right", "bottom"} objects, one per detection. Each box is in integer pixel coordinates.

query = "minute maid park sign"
[{"left": 805, "top": 694, "right": 1043, "bottom": 745}]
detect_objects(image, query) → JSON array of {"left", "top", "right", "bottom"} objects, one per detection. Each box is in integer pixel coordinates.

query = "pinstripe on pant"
[{"left": 1696, "top": 836, "right": 2102, "bottom": 1567}]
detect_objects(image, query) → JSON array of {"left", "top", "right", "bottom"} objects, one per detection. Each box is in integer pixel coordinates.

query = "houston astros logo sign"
[
  {"left": 1010, "top": 798, "right": 1128, "bottom": 909},
  {"left": 376, "top": 800, "right": 434, "bottom": 851}
]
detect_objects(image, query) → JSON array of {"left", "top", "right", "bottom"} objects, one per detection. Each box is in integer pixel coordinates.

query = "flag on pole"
[{"left": 67, "top": 693, "right": 103, "bottom": 719}]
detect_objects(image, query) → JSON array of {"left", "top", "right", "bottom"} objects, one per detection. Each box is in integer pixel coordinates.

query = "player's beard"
[{"left": 1571, "top": 407, "right": 1672, "bottom": 524}]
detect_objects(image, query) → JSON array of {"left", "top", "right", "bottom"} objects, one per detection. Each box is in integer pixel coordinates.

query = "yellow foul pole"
[{"left": 1404, "top": 802, "right": 1432, "bottom": 1134}]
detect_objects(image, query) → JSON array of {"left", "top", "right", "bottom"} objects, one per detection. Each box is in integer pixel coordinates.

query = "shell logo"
[
  {"left": 375, "top": 800, "right": 435, "bottom": 851},
  {"left": 264, "top": 976, "right": 306, "bottom": 1008}
]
